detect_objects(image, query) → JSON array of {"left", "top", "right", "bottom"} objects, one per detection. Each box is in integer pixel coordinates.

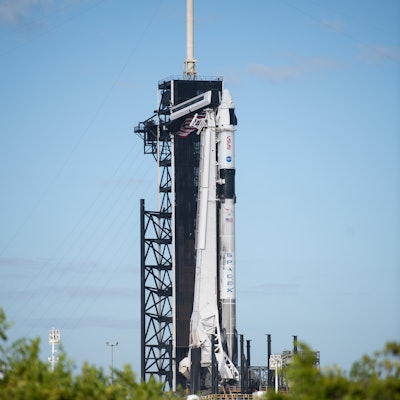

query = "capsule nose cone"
[{"left": 221, "top": 89, "right": 234, "bottom": 109}]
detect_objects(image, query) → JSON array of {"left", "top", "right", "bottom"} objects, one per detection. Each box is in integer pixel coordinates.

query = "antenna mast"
[{"left": 184, "top": 0, "right": 197, "bottom": 79}]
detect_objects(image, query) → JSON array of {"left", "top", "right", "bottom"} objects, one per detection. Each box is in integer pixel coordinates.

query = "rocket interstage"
[{"left": 216, "top": 89, "right": 238, "bottom": 366}]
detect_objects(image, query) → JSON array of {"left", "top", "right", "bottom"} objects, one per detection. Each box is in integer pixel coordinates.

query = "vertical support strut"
[{"left": 140, "top": 199, "right": 145, "bottom": 381}]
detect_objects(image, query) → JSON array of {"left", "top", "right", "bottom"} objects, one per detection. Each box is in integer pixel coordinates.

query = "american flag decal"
[{"left": 177, "top": 113, "right": 206, "bottom": 138}]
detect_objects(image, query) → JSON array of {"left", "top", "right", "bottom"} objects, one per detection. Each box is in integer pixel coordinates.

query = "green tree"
[
  {"left": 2, "top": 307, "right": 399, "bottom": 399},
  {"left": 0, "top": 307, "right": 183, "bottom": 400},
  {"left": 0, "top": 307, "right": 13, "bottom": 379},
  {"left": 348, "top": 341, "right": 400, "bottom": 400},
  {"left": 264, "top": 341, "right": 400, "bottom": 400}
]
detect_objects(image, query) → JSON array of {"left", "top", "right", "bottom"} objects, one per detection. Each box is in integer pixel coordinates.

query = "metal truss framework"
[{"left": 139, "top": 125, "right": 174, "bottom": 390}]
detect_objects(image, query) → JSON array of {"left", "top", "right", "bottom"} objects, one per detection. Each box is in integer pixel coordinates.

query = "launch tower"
[
  {"left": 136, "top": 76, "right": 224, "bottom": 390},
  {"left": 135, "top": 0, "right": 238, "bottom": 393}
]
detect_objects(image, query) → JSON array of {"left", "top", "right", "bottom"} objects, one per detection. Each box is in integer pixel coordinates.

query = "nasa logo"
[{"left": 226, "top": 156, "right": 232, "bottom": 162}]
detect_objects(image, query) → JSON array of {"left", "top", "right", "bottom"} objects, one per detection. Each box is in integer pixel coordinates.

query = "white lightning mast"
[
  {"left": 48, "top": 328, "right": 60, "bottom": 372},
  {"left": 184, "top": 0, "right": 197, "bottom": 79}
]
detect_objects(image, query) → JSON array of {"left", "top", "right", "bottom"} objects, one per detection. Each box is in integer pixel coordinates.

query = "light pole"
[
  {"left": 48, "top": 328, "right": 60, "bottom": 372},
  {"left": 106, "top": 341, "right": 118, "bottom": 384},
  {"left": 270, "top": 354, "right": 282, "bottom": 394}
]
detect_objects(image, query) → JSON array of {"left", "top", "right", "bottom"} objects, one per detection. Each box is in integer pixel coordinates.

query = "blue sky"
[{"left": 0, "top": 0, "right": 399, "bottom": 378}]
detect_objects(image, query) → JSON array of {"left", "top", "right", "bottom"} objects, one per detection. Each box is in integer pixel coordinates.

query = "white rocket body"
[
  {"left": 216, "top": 90, "right": 237, "bottom": 365},
  {"left": 178, "top": 90, "right": 238, "bottom": 383}
]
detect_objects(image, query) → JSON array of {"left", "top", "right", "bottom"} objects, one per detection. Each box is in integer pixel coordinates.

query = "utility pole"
[{"left": 106, "top": 341, "right": 118, "bottom": 384}]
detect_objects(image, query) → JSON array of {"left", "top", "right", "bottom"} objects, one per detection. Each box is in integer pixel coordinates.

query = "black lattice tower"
[
  {"left": 138, "top": 112, "right": 173, "bottom": 389},
  {"left": 136, "top": 77, "right": 223, "bottom": 391}
]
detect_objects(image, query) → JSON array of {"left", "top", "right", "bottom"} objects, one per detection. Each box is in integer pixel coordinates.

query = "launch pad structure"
[
  {"left": 136, "top": 76, "right": 226, "bottom": 391},
  {"left": 134, "top": 0, "right": 244, "bottom": 393},
  {"left": 134, "top": 2, "right": 320, "bottom": 396},
  {"left": 134, "top": 2, "right": 322, "bottom": 396}
]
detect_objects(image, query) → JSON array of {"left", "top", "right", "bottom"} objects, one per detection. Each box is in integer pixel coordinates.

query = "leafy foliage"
[
  {"left": 0, "top": 308, "right": 179, "bottom": 400},
  {"left": 264, "top": 341, "right": 400, "bottom": 400},
  {"left": 1, "top": 308, "right": 399, "bottom": 399}
]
